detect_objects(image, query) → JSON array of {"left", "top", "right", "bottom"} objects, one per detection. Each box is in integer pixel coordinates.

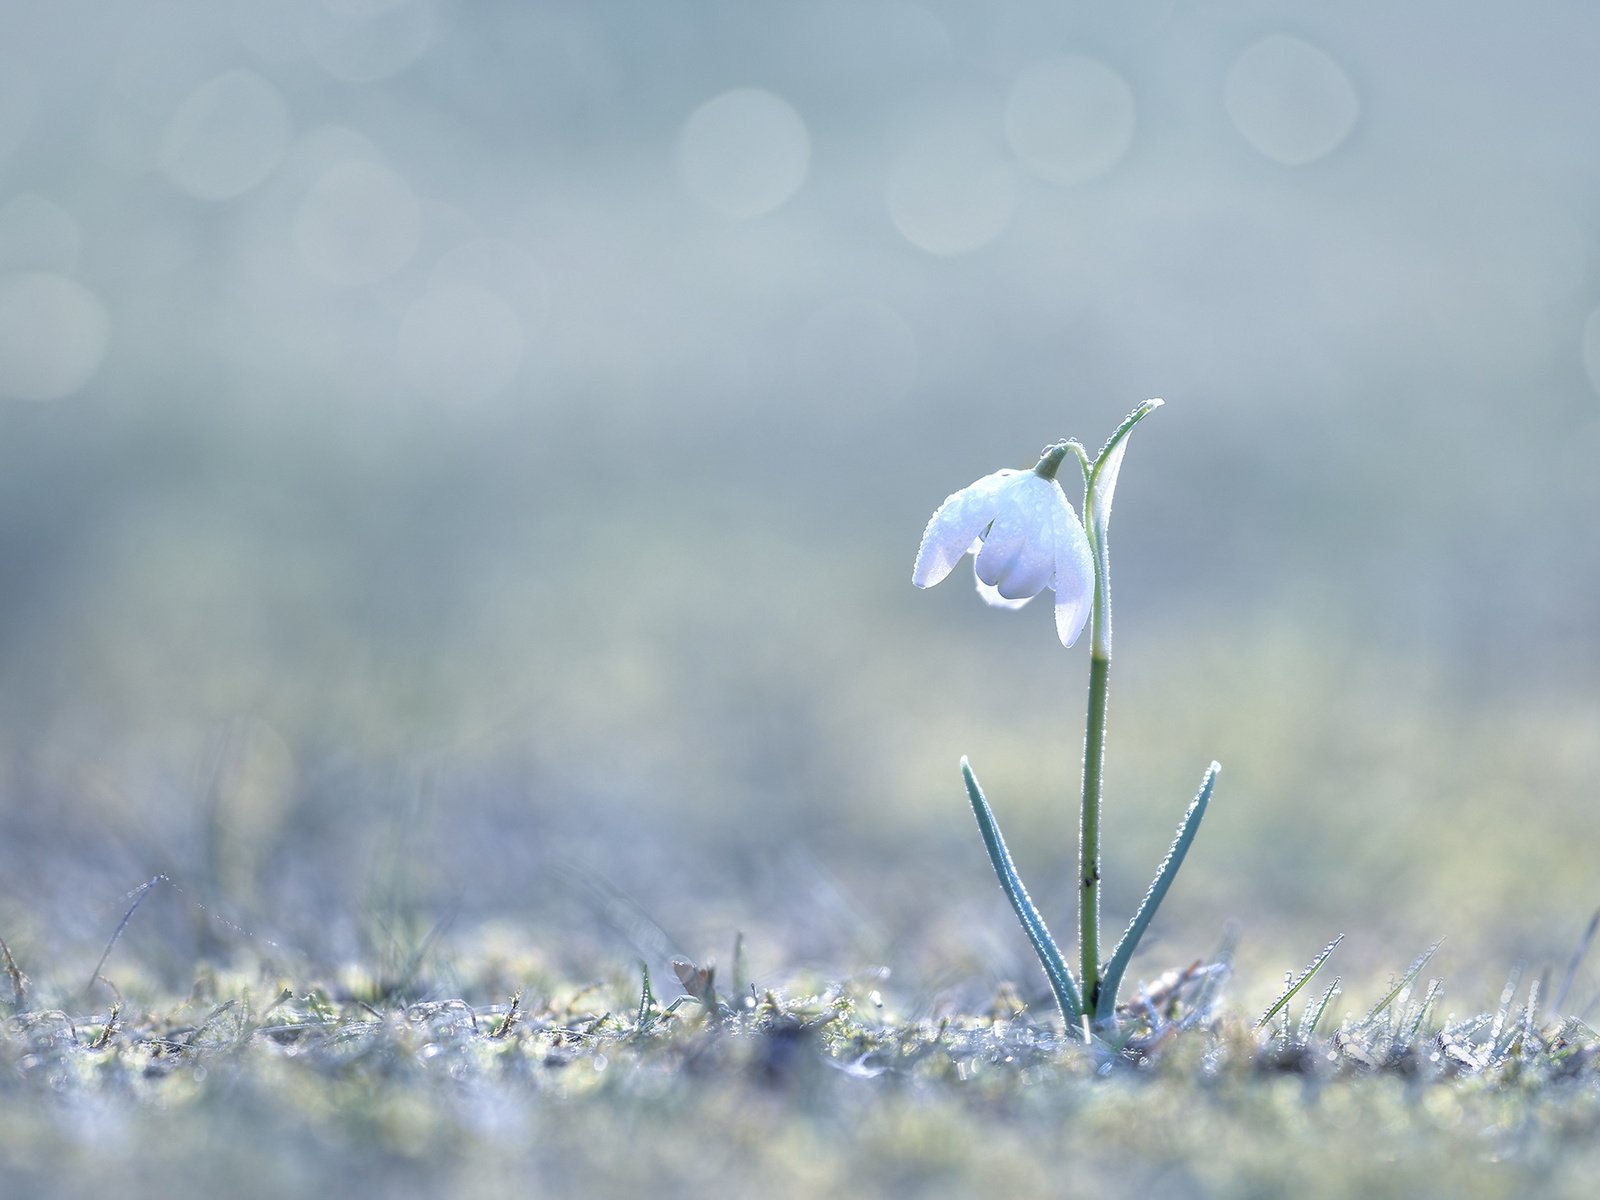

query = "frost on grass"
[{"left": 3, "top": 942, "right": 1600, "bottom": 1198}]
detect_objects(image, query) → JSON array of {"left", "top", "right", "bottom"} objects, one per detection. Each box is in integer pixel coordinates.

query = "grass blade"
[
  {"left": 1553, "top": 905, "right": 1600, "bottom": 1017},
  {"left": 1097, "top": 762, "right": 1219, "bottom": 1020},
  {"left": 1402, "top": 979, "right": 1443, "bottom": 1044},
  {"left": 637, "top": 961, "right": 656, "bottom": 1029},
  {"left": 0, "top": 936, "right": 27, "bottom": 1012},
  {"left": 961, "top": 757, "right": 1084, "bottom": 1024},
  {"left": 1491, "top": 964, "right": 1523, "bottom": 1043},
  {"left": 1358, "top": 938, "right": 1444, "bottom": 1029},
  {"left": 1297, "top": 976, "right": 1342, "bottom": 1046},
  {"left": 1255, "top": 934, "right": 1343, "bottom": 1031},
  {"left": 87, "top": 875, "right": 166, "bottom": 997}
]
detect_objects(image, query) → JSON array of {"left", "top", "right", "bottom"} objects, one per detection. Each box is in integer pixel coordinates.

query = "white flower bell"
[{"left": 912, "top": 444, "right": 1096, "bottom": 647}]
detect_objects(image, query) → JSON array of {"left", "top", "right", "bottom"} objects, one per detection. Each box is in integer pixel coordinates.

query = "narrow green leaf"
[
  {"left": 1086, "top": 398, "right": 1163, "bottom": 541},
  {"left": 731, "top": 931, "right": 747, "bottom": 1000},
  {"left": 637, "top": 960, "right": 655, "bottom": 1029},
  {"left": 1096, "top": 761, "right": 1219, "bottom": 1020},
  {"left": 1297, "top": 976, "right": 1342, "bottom": 1046},
  {"left": 1255, "top": 934, "right": 1344, "bottom": 1031},
  {"left": 1553, "top": 906, "right": 1600, "bottom": 1016},
  {"left": 1082, "top": 398, "right": 1161, "bottom": 658},
  {"left": 1402, "top": 979, "right": 1443, "bottom": 1044},
  {"left": 962, "top": 757, "right": 1084, "bottom": 1024},
  {"left": 1358, "top": 938, "right": 1444, "bottom": 1029}
]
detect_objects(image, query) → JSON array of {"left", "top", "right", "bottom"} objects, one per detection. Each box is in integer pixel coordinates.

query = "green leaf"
[
  {"left": 1083, "top": 398, "right": 1161, "bottom": 658},
  {"left": 1096, "top": 761, "right": 1218, "bottom": 1020},
  {"left": 1357, "top": 938, "right": 1444, "bottom": 1030},
  {"left": 1255, "top": 934, "right": 1344, "bottom": 1031},
  {"left": 1297, "top": 976, "right": 1342, "bottom": 1045},
  {"left": 962, "top": 757, "right": 1084, "bottom": 1025}
]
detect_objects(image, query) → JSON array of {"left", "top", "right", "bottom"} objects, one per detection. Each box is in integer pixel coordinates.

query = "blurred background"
[{"left": 1, "top": 0, "right": 1598, "bottom": 1016}]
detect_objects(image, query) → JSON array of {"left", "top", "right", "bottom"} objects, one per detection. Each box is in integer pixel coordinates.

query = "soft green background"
[{"left": 2, "top": 0, "right": 1598, "bottom": 1018}]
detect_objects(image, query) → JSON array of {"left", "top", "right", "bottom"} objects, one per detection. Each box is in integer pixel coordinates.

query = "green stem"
[{"left": 1079, "top": 649, "right": 1110, "bottom": 1014}]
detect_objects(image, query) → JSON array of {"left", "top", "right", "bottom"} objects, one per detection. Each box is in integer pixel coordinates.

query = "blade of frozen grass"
[
  {"left": 1255, "top": 934, "right": 1343, "bottom": 1031},
  {"left": 1553, "top": 905, "right": 1600, "bottom": 1017},
  {"left": 1491, "top": 964, "right": 1524, "bottom": 1044},
  {"left": 87, "top": 874, "right": 166, "bottom": 997},
  {"left": 1297, "top": 976, "right": 1342, "bottom": 1046},
  {"left": 1493, "top": 975, "right": 1544, "bottom": 1061},
  {"left": 0, "top": 935, "right": 27, "bottom": 1012},
  {"left": 1402, "top": 979, "right": 1443, "bottom": 1044},
  {"left": 961, "top": 757, "right": 1084, "bottom": 1025},
  {"left": 1098, "top": 762, "right": 1219, "bottom": 1020},
  {"left": 1182, "top": 921, "right": 1238, "bottom": 1027},
  {"left": 637, "top": 961, "right": 656, "bottom": 1028},
  {"left": 731, "top": 932, "right": 748, "bottom": 1001},
  {"left": 1358, "top": 939, "right": 1443, "bottom": 1030}
]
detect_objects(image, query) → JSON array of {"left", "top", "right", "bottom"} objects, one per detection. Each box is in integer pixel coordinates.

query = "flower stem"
[
  {"left": 1079, "top": 648, "right": 1110, "bottom": 1014},
  {"left": 1074, "top": 400, "right": 1159, "bottom": 1021}
]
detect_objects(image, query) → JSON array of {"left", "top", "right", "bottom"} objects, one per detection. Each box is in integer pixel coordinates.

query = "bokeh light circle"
[
  {"left": 300, "top": 0, "right": 439, "bottom": 84},
  {"left": 1004, "top": 55, "right": 1136, "bottom": 185},
  {"left": 160, "top": 69, "right": 293, "bottom": 201},
  {"left": 396, "top": 284, "right": 525, "bottom": 405},
  {"left": 678, "top": 88, "right": 811, "bottom": 219},
  {"left": 1583, "top": 309, "right": 1600, "bottom": 400},
  {"left": 886, "top": 125, "right": 1017, "bottom": 256},
  {"left": 294, "top": 159, "right": 422, "bottom": 285},
  {"left": 1224, "top": 34, "right": 1359, "bottom": 166},
  {"left": 0, "top": 59, "right": 36, "bottom": 168},
  {"left": 0, "top": 272, "right": 110, "bottom": 402},
  {"left": 0, "top": 194, "right": 82, "bottom": 272}
]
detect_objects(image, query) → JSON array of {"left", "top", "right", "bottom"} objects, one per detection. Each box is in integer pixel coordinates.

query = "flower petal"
[
  {"left": 912, "top": 469, "right": 1017, "bottom": 588},
  {"left": 975, "top": 570, "right": 1033, "bottom": 610},
  {"left": 973, "top": 476, "right": 1056, "bottom": 600},
  {"left": 1049, "top": 492, "right": 1095, "bottom": 648}
]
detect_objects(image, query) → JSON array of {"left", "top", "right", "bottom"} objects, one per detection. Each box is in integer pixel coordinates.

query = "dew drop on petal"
[
  {"left": 678, "top": 88, "right": 811, "bottom": 219},
  {"left": 886, "top": 122, "right": 1017, "bottom": 256},
  {"left": 0, "top": 272, "right": 110, "bottom": 402},
  {"left": 160, "top": 69, "right": 293, "bottom": 201},
  {"left": 395, "top": 284, "right": 525, "bottom": 405},
  {"left": 1004, "top": 55, "right": 1136, "bottom": 186},
  {"left": 1224, "top": 34, "right": 1359, "bottom": 166},
  {"left": 294, "top": 158, "right": 422, "bottom": 285}
]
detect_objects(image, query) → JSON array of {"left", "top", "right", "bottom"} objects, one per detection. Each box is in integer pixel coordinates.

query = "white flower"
[{"left": 912, "top": 454, "right": 1096, "bottom": 647}]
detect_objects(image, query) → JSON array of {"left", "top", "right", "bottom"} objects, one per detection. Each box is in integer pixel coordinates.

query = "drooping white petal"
[
  {"left": 912, "top": 469, "right": 1017, "bottom": 588},
  {"left": 974, "top": 475, "right": 1058, "bottom": 599},
  {"left": 971, "top": 487, "right": 1023, "bottom": 586},
  {"left": 1049, "top": 490, "right": 1095, "bottom": 647},
  {"left": 975, "top": 571, "right": 1033, "bottom": 610}
]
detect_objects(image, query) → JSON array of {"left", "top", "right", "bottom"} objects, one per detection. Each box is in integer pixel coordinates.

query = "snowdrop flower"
[{"left": 912, "top": 444, "right": 1095, "bottom": 647}]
